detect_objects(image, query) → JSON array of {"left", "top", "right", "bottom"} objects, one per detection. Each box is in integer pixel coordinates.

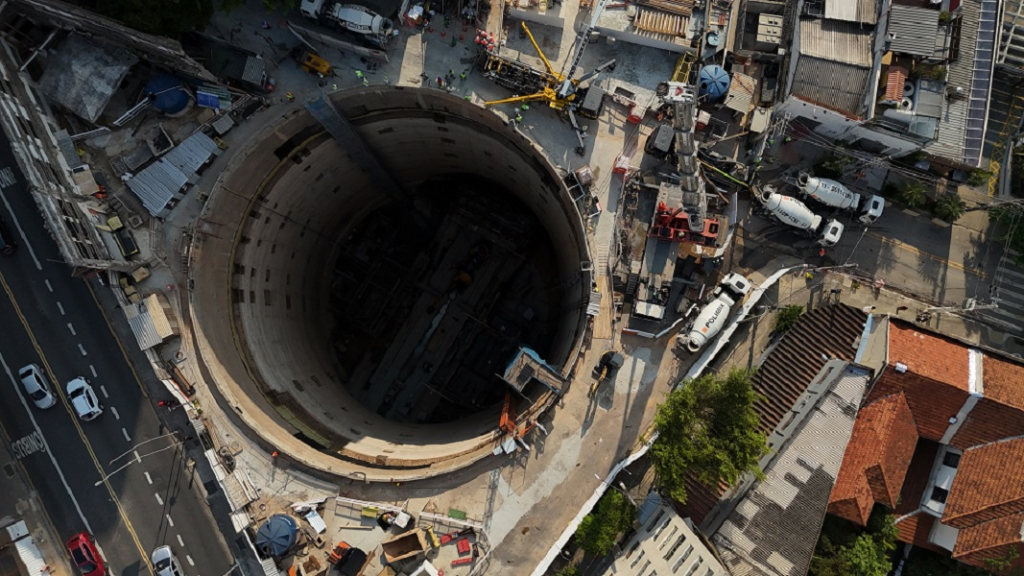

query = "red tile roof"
[
  {"left": 952, "top": 512, "right": 1024, "bottom": 560},
  {"left": 887, "top": 323, "right": 970, "bottom": 392},
  {"left": 833, "top": 319, "right": 1024, "bottom": 567},
  {"left": 983, "top": 354, "right": 1024, "bottom": 411},
  {"left": 944, "top": 437, "right": 1024, "bottom": 528},
  {"left": 894, "top": 513, "right": 946, "bottom": 554},
  {"left": 829, "top": 392, "right": 917, "bottom": 524},
  {"left": 893, "top": 439, "right": 940, "bottom": 516}
]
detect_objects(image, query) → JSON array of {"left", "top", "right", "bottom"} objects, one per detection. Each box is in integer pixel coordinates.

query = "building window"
[
  {"left": 931, "top": 487, "right": 949, "bottom": 504},
  {"left": 942, "top": 452, "right": 961, "bottom": 468}
]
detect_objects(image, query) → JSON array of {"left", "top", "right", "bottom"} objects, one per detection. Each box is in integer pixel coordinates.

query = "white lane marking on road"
[
  {"left": 166, "top": 514, "right": 174, "bottom": 527},
  {"left": 90, "top": 365, "right": 97, "bottom": 378},
  {"left": 99, "top": 385, "right": 108, "bottom": 398},
  {"left": 185, "top": 556, "right": 194, "bottom": 567},
  {"left": 134, "top": 451, "right": 141, "bottom": 464},
  {"left": 67, "top": 323, "right": 76, "bottom": 335},
  {"left": 144, "top": 472, "right": 153, "bottom": 485},
  {"left": 78, "top": 344, "right": 87, "bottom": 356},
  {"left": 122, "top": 428, "right": 131, "bottom": 442},
  {"left": 155, "top": 493, "right": 163, "bottom": 505},
  {"left": 0, "top": 190, "right": 42, "bottom": 270},
  {"left": 110, "top": 406, "right": 120, "bottom": 420},
  {"left": 177, "top": 535, "right": 184, "bottom": 547},
  {"left": 0, "top": 351, "right": 93, "bottom": 532},
  {"left": 44, "top": 279, "right": 52, "bottom": 292},
  {"left": 57, "top": 302, "right": 65, "bottom": 315}
]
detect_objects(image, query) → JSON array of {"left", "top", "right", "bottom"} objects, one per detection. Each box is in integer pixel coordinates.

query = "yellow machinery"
[
  {"left": 483, "top": 22, "right": 571, "bottom": 109},
  {"left": 300, "top": 51, "right": 333, "bottom": 77}
]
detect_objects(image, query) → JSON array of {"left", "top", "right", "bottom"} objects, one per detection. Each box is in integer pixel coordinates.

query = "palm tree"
[
  {"left": 900, "top": 182, "right": 927, "bottom": 208},
  {"left": 934, "top": 192, "right": 966, "bottom": 222}
]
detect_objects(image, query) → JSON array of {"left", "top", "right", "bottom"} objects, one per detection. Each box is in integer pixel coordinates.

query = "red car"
[{"left": 66, "top": 532, "right": 105, "bottom": 576}]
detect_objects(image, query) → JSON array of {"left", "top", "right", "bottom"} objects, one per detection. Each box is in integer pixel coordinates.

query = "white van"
[{"left": 19, "top": 364, "right": 56, "bottom": 409}]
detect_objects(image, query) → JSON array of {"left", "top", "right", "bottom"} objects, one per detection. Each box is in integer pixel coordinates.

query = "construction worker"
[
  {"left": 355, "top": 70, "right": 365, "bottom": 81},
  {"left": 437, "top": 76, "right": 445, "bottom": 88},
  {"left": 521, "top": 103, "right": 530, "bottom": 111},
  {"left": 332, "top": 83, "right": 338, "bottom": 91},
  {"left": 285, "top": 92, "right": 294, "bottom": 102},
  {"left": 460, "top": 70, "right": 468, "bottom": 81},
  {"left": 515, "top": 112, "right": 523, "bottom": 124}
]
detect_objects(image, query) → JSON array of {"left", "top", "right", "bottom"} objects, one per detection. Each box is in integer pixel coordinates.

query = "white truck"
[
  {"left": 761, "top": 185, "right": 844, "bottom": 247},
  {"left": 300, "top": 0, "right": 394, "bottom": 44},
  {"left": 797, "top": 172, "right": 884, "bottom": 224},
  {"left": 679, "top": 273, "right": 752, "bottom": 353}
]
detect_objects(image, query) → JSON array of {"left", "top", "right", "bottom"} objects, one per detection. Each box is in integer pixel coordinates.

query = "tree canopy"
[
  {"left": 650, "top": 368, "right": 767, "bottom": 504},
  {"left": 573, "top": 490, "right": 636, "bottom": 556},
  {"left": 810, "top": 510, "right": 898, "bottom": 576},
  {"left": 90, "top": 0, "right": 215, "bottom": 39}
]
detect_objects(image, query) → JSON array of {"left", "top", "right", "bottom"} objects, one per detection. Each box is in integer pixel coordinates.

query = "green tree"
[
  {"left": 938, "top": 10, "right": 951, "bottom": 24},
  {"left": 553, "top": 565, "right": 580, "bottom": 576},
  {"left": 990, "top": 205, "right": 1024, "bottom": 266},
  {"left": 933, "top": 192, "right": 966, "bottom": 222},
  {"left": 89, "top": 0, "right": 214, "bottom": 39},
  {"left": 774, "top": 305, "right": 804, "bottom": 334},
  {"left": 573, "top": 490, "right": 635, "bottom": 556},
  {"left": 899, "top": 181, "right": 927, "bottom": 208},
  {"left": 985, "top": 546, "right": 1024, "bottom": 575},
  {"left": 967, "top": 169, "right": 991, "bottom": 186},
  {"left": 810, "top": 512, "right": 898, "bottom": 576},
  {"left": 651, "top": 368, "right": 767, "bottom": 504},
  {"left": 813, "top": 154, "right": 849, "bottom": 179}
]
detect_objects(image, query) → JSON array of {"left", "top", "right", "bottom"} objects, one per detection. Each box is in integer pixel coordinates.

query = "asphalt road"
[{"left": 0, "top": 129, "right": 234, "bottom": 576}]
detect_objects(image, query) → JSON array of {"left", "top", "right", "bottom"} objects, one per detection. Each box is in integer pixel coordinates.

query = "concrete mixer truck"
[
  {"left": 797, "top": 172, "right": 884, "bottom": 224},
  {"left": 678, "top": 273, "right": 752, "bottom": 353},
  {"left": 760, "top": 185, "right": 845, "bottom": 247}
]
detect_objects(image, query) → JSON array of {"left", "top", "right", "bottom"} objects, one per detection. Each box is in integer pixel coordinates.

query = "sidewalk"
[{"left": 0, "top": 435, "right": 72, "bottom": 576}]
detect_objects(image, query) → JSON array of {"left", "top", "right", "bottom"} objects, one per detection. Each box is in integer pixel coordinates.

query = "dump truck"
[
  {"left": 679, "top": 273, "right": 751, "bottom": 353},
  {"left": 300, "top": 0, "right": 394, "bottom": 46},
  {"left": 761, "top": 185, "right": 844, "bottom": 247},
  {"left": 381, "top": 529, "right": 429, "bottom": 564},
  {"left": 797, "top": 172, "right": 884, "bottom": 224}
]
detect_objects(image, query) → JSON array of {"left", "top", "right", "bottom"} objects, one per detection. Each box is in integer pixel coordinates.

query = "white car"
[
  {"left": 66, "top": 378, "right": 102, "bottom": 421},
  {"left": 19, "top": 364, "right": 56, "bottom": 409},
  {"left": 151, "top": 546, "right": 184, "bottom": 576}
]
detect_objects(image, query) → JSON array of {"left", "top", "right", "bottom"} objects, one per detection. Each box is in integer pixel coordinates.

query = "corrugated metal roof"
[
  {"left": 163, "top": 133, "right": 220, "bottom": 180},
  {"left": 800, "top": 18, "right": 873, "bottom": 66},
  {"left": 792, "top": 56, "right": 871, "bottom": 117},
  {"left": 124, "top": 295, "right": 170, "bottom": 349},
  {"left": 7, "top": 521, "right": 49, "bottom": 576},
  {"left": 824, "top": 0, "right": 877, "bottom": 24},
  {"left": 888, "top": 5, "right": 940, "bottom": 56},
  {"left": 242, "top": 56, "right": 266, "bottom": 85},
  {"left": 127, "top": 161, "right": 188, "bottom": 216},
  {"left": 725, "top": 72, "right": 756, "bottom": 114},
  {"left": 712, "top": 364, "right": 871, "bottom": 576},
  {"left": 924, "top": 0, "right": 996, "bottom": 166},
  {"left": 127, "top": 133, "right": 220, "bottom": 216}
]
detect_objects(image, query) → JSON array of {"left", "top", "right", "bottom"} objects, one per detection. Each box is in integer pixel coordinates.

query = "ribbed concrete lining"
[{"left": 195, "top": 88, "right": 591, "bottom": 473}]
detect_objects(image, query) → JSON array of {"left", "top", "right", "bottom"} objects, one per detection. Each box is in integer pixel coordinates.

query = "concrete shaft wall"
[{"left": 191, "top": 88, "right": 591, "bottom": 477}]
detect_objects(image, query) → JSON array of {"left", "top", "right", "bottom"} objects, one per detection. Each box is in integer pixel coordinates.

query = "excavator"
[{"left": 480, "top": 0, "right": 616, "bottom": 154}]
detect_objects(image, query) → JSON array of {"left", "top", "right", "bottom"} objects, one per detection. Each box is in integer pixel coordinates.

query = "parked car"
[
  {"left": 66, "top": 532, "right": 105, "bottom": 576},
  {"left": 66, "top": 378, "right": 102, "bottom": 421},
  {"left": 19, "top": 364, "right": 55, "bottom": 409},
  {"left": 151, "top": 546, "right": 184, "bottom": 576}
]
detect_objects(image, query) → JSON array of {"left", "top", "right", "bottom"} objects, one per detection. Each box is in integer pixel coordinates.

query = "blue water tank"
[
  {"left": 144, "top": 74, "right": 190, "bottom": 116},
  {"left": 255, "top": 515, "right": 298, "bottom": 557},
  {"left": 698, "top": 65, "right": 730, "bottom": 102}
]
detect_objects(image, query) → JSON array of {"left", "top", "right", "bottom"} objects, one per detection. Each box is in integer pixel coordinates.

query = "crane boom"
[
  {"left": 555, "top": 0, "right": 612, "bottom": 100},
  {"left": 665, "top": 82, "right": 707, "bottom": 232}
]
